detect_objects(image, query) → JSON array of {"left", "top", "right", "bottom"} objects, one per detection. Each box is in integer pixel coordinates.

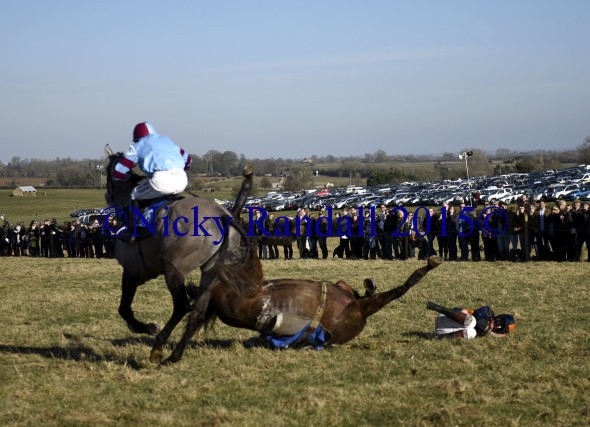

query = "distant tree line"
[{"left": 0, "top": 141, "right": 587, "bottom": 188}]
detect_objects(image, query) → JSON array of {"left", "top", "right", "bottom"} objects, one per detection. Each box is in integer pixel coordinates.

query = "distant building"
[{"left": 12, "top": 186, "right": 37, "bottom": 197}]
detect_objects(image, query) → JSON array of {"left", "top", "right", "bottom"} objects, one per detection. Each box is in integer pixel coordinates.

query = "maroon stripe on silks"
[
  {"left": 118, "top": 157, "right": 136, "bottom": 169},
  {"left": 180, "top": 148, "right": 185, "bottom": 156},
  {"left": 112, "top": 170, "right": 128, "bottom": 180},
  {"left": 184, "top": 155, "right": 192, "bottom": 170}
]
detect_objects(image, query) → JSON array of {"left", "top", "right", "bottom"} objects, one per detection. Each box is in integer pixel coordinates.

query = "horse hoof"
[
  {"left": 363, "top": 278, "right": 377, "bottom": 296},
  {"left": 427, "top": 256, "right": 443, "bottom": 268},
  {"left": 127, "top": 323, "right": 143, "bottom": 334},
  {"left": 149, "top": 348, "right": 164, "bottom": 364},
  {"left": 159, "top": 356, "right": 179, "bottom": 367},
  {"left": 186, "top": 284, "right": 199, "bottom": 301},
  {"left": 146, "top": 323, "right": 161, "bottom": 336}
]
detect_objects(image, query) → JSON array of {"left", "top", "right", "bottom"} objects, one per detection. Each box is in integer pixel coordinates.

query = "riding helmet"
[
  {"left": 492, "top": 314, "right": 516, "bottom": 334},
  {"left": 133, "top": 122, "right": 156, "bottom": 142}
]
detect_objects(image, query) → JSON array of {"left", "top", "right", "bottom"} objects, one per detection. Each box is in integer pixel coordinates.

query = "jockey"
[
  {"left": 427, "top": 301, "right": 515, "bottom": 339},
  {"left": 113, "top": 122, "right": 192, "bottom": 241}
]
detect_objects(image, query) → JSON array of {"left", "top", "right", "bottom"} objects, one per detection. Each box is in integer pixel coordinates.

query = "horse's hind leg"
[
  {"left": 149, "top": 268, "right": 191, "bottom": 364},
  {"left": 330, "top": 256, "right": 444, "bottom": 344},
  {"left": 119, "top": 269, "right": 160, "bottom": 336},
  {"left": 359, "top": 255, "right": 443, "bottom": 318}
]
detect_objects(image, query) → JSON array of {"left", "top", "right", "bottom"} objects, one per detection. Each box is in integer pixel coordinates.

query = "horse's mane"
[
  {"left": 104, "top": 152, "right": 119, "bottom": 200},
  {"left": 105, "top": 151, "right": 143, "bottom": 206}
]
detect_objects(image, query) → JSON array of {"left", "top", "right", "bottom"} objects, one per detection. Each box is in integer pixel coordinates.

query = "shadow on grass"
[
  {"left": 0, "top": 334, "right": 295, "bottom": 369},
  {"left": 109, "top": 336, "right": 271, "bottom": 350},
  {"left": 0, "top": 342, "right": 145, "bottom": 370},
  {"left": 401, "top": 331, "right": 436, "bottom": 339},
  {"left": 188, "top": 337, "right": 272, "bottom": 349},
  {"left": 110, "top": 336, "right": 156, "bottom": 347}
]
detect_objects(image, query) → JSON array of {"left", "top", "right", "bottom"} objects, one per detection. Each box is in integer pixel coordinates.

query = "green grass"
[
  {"left": 0, "top": 254, "right": 589, "bottom": 426},
  {"left": 0, "top": 189, "right": 106, "bottom": 225},
  {"left": 1, "top": 189, "right": 589, "bottom": 426}
]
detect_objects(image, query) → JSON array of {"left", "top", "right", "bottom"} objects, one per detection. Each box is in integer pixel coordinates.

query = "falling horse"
[
  {"left": 163, "top": 243, "right": 443, "bottom": 363},
  {"left": 105, "top": 145, "right": 442, "bottom": 364},
  {"left": 104, "top": 145, "right": 256, "bottom": 364}
]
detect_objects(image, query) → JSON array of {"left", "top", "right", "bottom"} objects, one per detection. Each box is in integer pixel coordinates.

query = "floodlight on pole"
[
  {"left": 459, "top": 151, "right": 473, "bottom": 205},
  {"left": 96, "top": 164, "right": 104, "bottom": 189}
]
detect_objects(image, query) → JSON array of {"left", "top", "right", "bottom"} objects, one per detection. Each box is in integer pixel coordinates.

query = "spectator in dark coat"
[{"left": 28, "top": 220, "right": 40, "bottom": 257}]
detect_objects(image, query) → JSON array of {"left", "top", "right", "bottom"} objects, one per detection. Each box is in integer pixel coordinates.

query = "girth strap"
[
  {"left": 310, "top": 281, "right": 328, "bottom": 330},
  {"left": 292, "top": 281, "right": 329, "bottom": 348}
]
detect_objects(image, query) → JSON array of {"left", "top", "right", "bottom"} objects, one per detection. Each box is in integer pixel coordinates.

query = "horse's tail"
[
  {"left": 213, "top": 216, "right": 263, "bottom": 297},
  {"left": 231, "top": 165, "right": 254, "bottom": 218}
]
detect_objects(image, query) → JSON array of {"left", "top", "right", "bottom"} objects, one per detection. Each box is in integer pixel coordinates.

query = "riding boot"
[
  {"left": 128, "top": 200, "right": 141, "bottom": 243},
  {"left": 118, "top": 200, "right": 141, "bottom": 244}
]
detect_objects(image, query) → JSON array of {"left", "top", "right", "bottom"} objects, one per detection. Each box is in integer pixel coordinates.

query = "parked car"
[
  {"left": 479, "top": 188, "right": 513, "bottom": 203},
  {"left": 544, "top": 184, "right": 579, "bottom": 201},
  {"left": 78, "top": 213, "right": 105, "bottom": 226},
  {"left": 566, "top": 184, "right": 590, "bottom": 201},
  {"left": 70, "top": 208, "right": 103, "bottom": 218},
  {"left": 357, "top": 195, "right": 382, "bottom": 208}
]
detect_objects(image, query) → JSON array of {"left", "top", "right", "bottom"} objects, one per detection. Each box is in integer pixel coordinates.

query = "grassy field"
[
  {"left": 0, "top": 189, "right": 107, "bottom": 225},
  {"left": 0, "top": 253, "right": 589, "bottom": 426},
  {"left": 1, "top": 189, "right": 589, "bottom": 426}
]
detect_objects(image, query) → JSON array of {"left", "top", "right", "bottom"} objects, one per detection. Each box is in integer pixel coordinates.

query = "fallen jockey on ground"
[{"left": 427, "top": 301, "right": 515, "bottom": 339}]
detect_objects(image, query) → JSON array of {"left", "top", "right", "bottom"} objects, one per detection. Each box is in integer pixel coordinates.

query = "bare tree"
[
  {"left": 284, "top": 165, "right": 315, "bottom": 192},
  {"left": 373, "top": 149, "right": 388, "bottom": 163},
  {"left": 219, "top": 151, "right": 238, "bottom": 176},
  {"left": 577, "top": 136, "right": 590, "bottom": 164},
  {"left": 495, "top": 148, "right": 513, "bottom": 159}
]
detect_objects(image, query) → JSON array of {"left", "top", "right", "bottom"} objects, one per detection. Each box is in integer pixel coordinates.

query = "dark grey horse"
[{"left": 104, "top": 145, "right": 254, "bottom": 364}]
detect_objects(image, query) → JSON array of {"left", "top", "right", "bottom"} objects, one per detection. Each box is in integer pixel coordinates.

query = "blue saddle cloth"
[
  {"left": 264, "top": 323, "right": 331, "bottom": 350},
  {"left": 136, "top": 199, "right": 171, "bottom": 229}
]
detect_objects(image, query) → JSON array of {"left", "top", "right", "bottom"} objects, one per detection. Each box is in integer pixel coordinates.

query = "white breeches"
[
  {"left": 434, "top": 314, "right": 477, "bottom": 339},
  {"left": 131, "top": 169, "right": 188, "bottom": 200}
]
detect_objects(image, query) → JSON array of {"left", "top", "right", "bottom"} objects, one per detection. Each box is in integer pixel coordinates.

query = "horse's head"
[{"left": 104, "top": 144, "right": 135, "bottom": 208}]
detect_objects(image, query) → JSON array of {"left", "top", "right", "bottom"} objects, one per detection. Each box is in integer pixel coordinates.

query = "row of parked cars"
[
  {"left": 240, "top": 165, "right": 590, "bottom": 212},
  {"left": 71, "top": 166, "right": 590, "bottom": 218}
]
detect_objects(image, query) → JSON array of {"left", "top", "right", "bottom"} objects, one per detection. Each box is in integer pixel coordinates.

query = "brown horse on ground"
[
  {"left": 104, "top": 145, "right": 256, "bottom": 365},
  {"left": 163, "top": 246, "right": 443, "bottom": 363}
]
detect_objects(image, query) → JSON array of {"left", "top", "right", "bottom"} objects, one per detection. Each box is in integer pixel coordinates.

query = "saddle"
[
  {"left": 118, "top": 195, "right": 185, "bottom": 242},
  {"left": 137, "top": 195, "right": 184, "bottom": 219},
  {"left": 258, "top": 281, "right": 332, "bottom": 350}
]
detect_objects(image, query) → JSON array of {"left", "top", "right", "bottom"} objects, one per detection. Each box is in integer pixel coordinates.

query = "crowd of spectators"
[
  {"left": 248, "top": 195, "right": 590, "bottom": 263},
  {"left": 0, "top": 217, "right": 116, "bottom": 259},
  {"left": 2, "top": 195, "right": 589, "bottom": 263}
]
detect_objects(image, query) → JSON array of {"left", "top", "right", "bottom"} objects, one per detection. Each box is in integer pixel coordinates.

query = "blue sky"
[{"left": 1, "top": 1, "right": 589, "bottom": 163}]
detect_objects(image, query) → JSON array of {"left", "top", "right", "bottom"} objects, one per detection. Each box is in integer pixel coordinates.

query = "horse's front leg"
[
  {"left": 119, "top": 269, "right": 160, "bottom": 336},
  {"left": 160, "top": 272, "right": 217, "bottom": 365},
  {"left": 149, "top": 269, "right": 190, "bottom": 364}
]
